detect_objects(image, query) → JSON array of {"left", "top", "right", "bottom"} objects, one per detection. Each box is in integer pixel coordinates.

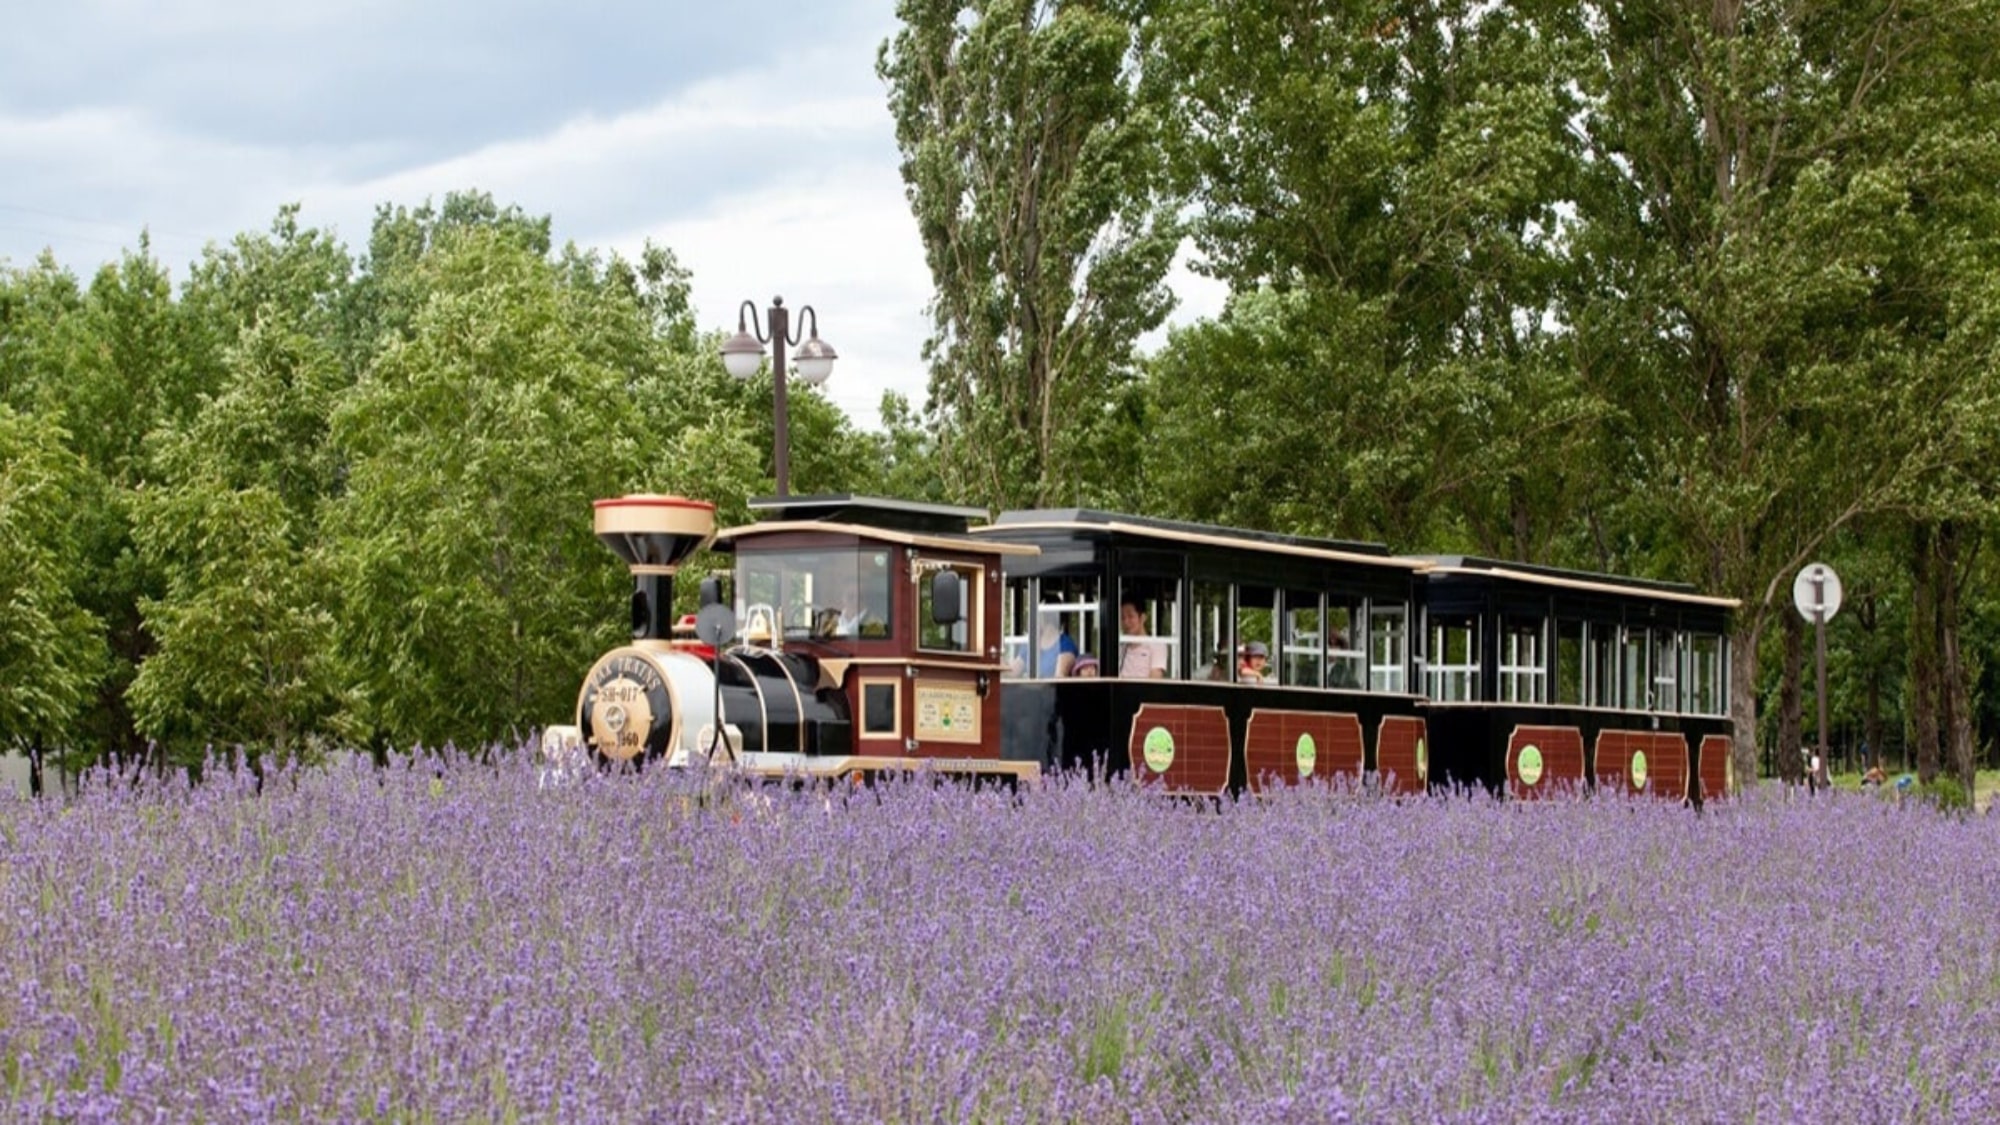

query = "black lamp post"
[{"left": 718, "top": 296, "right": 837, "bottom": 498}]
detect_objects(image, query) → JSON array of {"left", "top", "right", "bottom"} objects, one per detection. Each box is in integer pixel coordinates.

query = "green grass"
[{"left": 1828, "top": 767, "right": 1999, "bottom": 812}]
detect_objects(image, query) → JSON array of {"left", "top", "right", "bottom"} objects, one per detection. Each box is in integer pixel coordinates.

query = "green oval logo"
[
  {"left": 1142, "top": 726, "right": 1175, "bottom": 773},
  {"left": 1631, "top": 750, "right": 1649, "bottom": 790},
  {"left": 1518, "top": 744, "right": 1544, "bottom": 787},
  {"left": 1296, "top": 732, "right": 1317, "bottom": 777}
]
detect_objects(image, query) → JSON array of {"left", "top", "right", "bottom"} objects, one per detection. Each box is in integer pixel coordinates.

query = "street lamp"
[{"left": 719, "top": 296, "right": 837, "bottom": 499}]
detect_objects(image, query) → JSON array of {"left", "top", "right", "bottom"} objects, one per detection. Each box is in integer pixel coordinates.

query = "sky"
[{"left": 0, "top": 1, "right": 1224, "bottom": 430}]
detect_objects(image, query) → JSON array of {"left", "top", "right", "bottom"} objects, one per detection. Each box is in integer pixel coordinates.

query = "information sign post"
[{"left": 1792, "top": 563, "right": 1843, "bottom": 791}]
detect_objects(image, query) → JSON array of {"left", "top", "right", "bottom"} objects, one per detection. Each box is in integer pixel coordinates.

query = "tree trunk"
[
  {"left": 28, "top": 733, "right": 44, "bottom": 799},
  {"left": 1778, "top": 608, "right": 1805, "bottom": 785},
  {"left": 1940, "top": 520, "right": 1978, "bottom": 794},
  {"left": 1910, "top": 522, "right": 1941, "bottom": 784},
  {"left": 1729, "top": 620, "right": 1761, "bottom": 794},
  {"left": 1858, "top": 594, "right": 1884, "bottom": 772}
]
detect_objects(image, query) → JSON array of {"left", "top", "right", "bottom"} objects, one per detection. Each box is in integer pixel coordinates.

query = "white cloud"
[
  {"left": 2, "top": 2, "right": 1228, "bottom": 438},
  {"left": 643, "top": 159, "right": 934, "bottom": 430}
]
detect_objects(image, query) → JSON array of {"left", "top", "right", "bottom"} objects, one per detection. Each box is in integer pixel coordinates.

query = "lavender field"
[{"left": 4, "top": 754, "right": 1998, "bottom": 1122}]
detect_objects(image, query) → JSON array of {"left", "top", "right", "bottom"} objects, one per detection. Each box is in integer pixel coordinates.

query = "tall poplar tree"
[
  {"left": 880, "top": 0, "right": 1179, "bottom": 509},
  {"left": 1138, "top": 0, "right": 1599, "bottom": 556}
]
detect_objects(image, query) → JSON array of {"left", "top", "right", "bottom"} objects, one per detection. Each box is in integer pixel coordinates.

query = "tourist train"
[{"left": 547, "top": 493, "right": 1736, "bottom": 800}]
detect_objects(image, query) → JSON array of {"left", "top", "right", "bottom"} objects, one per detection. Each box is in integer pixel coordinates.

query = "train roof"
[
  {"left": 715, "top": 494, "right": 1035, "bottom": 557},
  {"left": 1419, "top": 555, "right": 1739, "bottom": 609},
  {"left": 744, "top": 494, "right": 989, "bottom": 535},
  {"left": 975, "top": 508, "right": 1421, "bottom": 570}
]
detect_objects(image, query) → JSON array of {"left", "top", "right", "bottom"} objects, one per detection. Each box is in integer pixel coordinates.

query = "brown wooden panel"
[
  {"left": 1244, "top": 710, "right": 1364, "bottom": 792},
  {"left": 1506, "top": 726, "right": 1585, "bottom": 800},
  {"left": 1697, "top": 734, "right": 1734, "bottom": 802},
  {"left": 1128, "top": 704, "right": 1231, "bottom": 795},
  {"left": 1594, "top": 730, "right": 1690, "bottom": 801},
  {"left": 1376, "top": 716, "right": 1429, "bottom": 795}
]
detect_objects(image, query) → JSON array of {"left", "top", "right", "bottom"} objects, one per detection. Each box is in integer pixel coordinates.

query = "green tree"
[
  {"left": 880, "top": 0, "right": 1179, "bottom": 509},
  {"left": 1, "top": 242, "right": 209, "bottom": 769},
  {"left": 0, "top": 406, "right": 108, "bottom": 792},
  {"left": 322, "top": 218, "right": 754, "bottom": 748},
  {"left": 114, "top": 210, "right": 359, "bottom": 766},
  {"left": 1565, "top": 0, "right": 2000, "bottom": 783},
  {"left": 129, "top": 317, "right": 348, "bottom": 764},
  {"left": 1138, "top": 0, "right": 1601, "bottom": 557}
]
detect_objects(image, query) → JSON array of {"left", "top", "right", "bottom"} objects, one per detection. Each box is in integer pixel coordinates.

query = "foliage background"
[{"left": 5, "top": 0, "right": 2000, "bottom": 789}]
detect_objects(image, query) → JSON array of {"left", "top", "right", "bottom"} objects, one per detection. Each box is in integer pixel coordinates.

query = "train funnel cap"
[{"left": 593, "top": 495, "right": 716, "bottom": 574}]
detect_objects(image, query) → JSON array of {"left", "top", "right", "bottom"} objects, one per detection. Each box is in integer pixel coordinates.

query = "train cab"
[
  {"left": 706, "top": 495, "right": 1039, "bottom": 781},
  {"left": 1415, "top": 558, "right": 1737, "bottom": 802}
]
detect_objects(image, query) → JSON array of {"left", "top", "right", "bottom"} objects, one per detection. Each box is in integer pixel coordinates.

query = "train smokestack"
[{"left": 592, "top": 495, "right": 716, "bottom": 641}]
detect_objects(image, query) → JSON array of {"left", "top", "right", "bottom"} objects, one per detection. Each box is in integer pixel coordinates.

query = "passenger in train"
[
  {"left": 1071, "top": 656, "right": 1100, "bottom": 677},
  {"left": 1237, "top": 641, "right": 1271, "bottom": 683},
  {"left": 1118, "top": 598, "right": 1170, "bottom": 678},
  {"left": 1327, "top": 631, "right": 1361, "bottom": 689},
  {"left": 1035, "top": 615, "right": 1078, "bottom": 677},
  {"left": 1203, "top": 649, "right": 1231, "bottom": 681}
]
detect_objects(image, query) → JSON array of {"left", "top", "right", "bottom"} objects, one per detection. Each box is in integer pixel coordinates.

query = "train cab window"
[
  {"left": 1689, "top": 632, "right": 1726, "bottom": 715},
  {"left": 1191, "top": 580, "right": 1232, "bottom": 681},
  {"left": 737, "top": 548, "right": 894, "bottom": 643},
  {"left": 1117, "top": 579, "right": 1178, "bottom": 679},
  {"left": 1282, "top": 590, "right": 1324, "bottom": 688},
  {"left": 1499, "top": 616, "right": 1547, "bottom": 704},
  {"left": 1426, "top": 613, "right": 1480, "bottom": 702},
  {"left": 1620, "top": 627, "right": 1649, "bottom": 710},
  {"left": 916, "top": 559, "right": 982, "bottom": 654},
  {"left": 1328, "top": 597, "right": 1366, "bottom": 690},
  {"left": 1651, "top": 629, "right": 1680, "bottom": 712},
  {"left": 1369, "top": 603, "right": 1408, "bottom": 694},
  {"left": 861, "top": 681, "right": 900, "bottom": 735}
]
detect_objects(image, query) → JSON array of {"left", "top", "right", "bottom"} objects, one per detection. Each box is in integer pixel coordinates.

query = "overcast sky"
[{"left": 0, "top": 1, "right": 1223, "bottom": 430}]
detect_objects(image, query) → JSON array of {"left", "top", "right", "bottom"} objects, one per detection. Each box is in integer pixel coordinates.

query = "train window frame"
[
  {"left": 1586, "top": 622, "right": 1618, "bottom": 708},
  {"left": 1620, "top": 626, "right": 1649, "bottom": 710},
  {"left": 860, "top": 679, "right": 902, "bottom": 737},
  {"left": 1426, "top": 612, "right": 1481, "bottom": 702},
  {"left": 1190, "top": 580, "right": 1232, "bottom": 682},
  {"left": 1689, "top": 632, "right": 1727, "bottom": 715},
  {"left": 1117, "top": 578, "right": 1180, "bottom": 679},
  {"left": 914, "top": 558, "right": 982, "bottom": 655},
  {"left": 1650, "top": 629, "right": 1680, "bottom": 712},
  {"left": 735, "top": 547, "right": 895, "bottom": 644},
  {"left": 1002, "top": 575, "right": 1100, "bottom": 679},
  {"left": 1235, "top": 584, "right": 1276, "bottom": 684},
  {"left": 1327, "top": 596, "right": 1366, "bottom": 691},
  {"left": 1282, "top": 589, "right": 1324, "bottom": 688},
  {"left": 1554, "top": 619, "right": 1585, "bottom": 706},
  {"left": 1001, "top": 577, "right": 1035, "bottom": 679},
  {"left": 1498, "top": 616, "right": 1547, "bottom": 704},
  {"left": 1369, "top": 602, "right": 1408, "bottom": 694}
]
